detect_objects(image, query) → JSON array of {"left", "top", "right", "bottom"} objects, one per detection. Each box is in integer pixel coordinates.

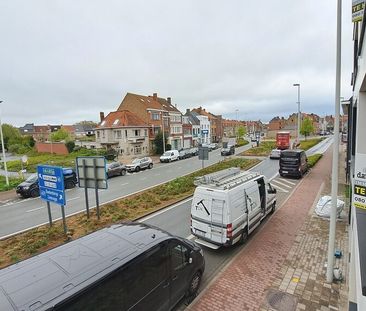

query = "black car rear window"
[{"left": 281, "top": 151, "right": 299, "bottom": 157}]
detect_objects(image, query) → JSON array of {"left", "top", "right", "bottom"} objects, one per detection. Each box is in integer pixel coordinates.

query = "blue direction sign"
[{"left": 37, "top": 165, "right": 66, "bottom": 206}]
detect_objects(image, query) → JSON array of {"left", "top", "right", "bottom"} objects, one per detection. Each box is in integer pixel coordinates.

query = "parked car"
[
  {"left": 200, "top": 143, "right": 213, "bottom": 151},
  {"left": 189, "top": 147, "right": 199, "bottom": 156},
  {"left": 209, "top": 143, "right": 218, "bottom": 150},
  {"left": 179, "top": 149, "right": 191, "bottom": 160},
  {"left": 221, "top": 145, "right": 235, "bottom": 156},
  {"left": 106, "top": 161, "right": 126, "bottom": 178},
  {"left": 160, "top": 150, "right": 180, "bottom": 162},
  {"left": 269, "top": 149, "right": 282, "bottom": 159},
  {"left": 125, "top": 157, "right": 153, "bottom": 172},
  {"left": 16, "top": 168, "right": 78, "bottom": 198}
]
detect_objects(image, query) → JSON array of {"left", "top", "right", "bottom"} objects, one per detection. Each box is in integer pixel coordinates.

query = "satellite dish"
[{"left": 21, "top": 155, "right": 28, "bottom": 163}]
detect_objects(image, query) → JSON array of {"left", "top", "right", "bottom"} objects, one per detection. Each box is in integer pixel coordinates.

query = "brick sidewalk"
[{"left": 188, "top": 147, "right": 349, "bottom": 311}]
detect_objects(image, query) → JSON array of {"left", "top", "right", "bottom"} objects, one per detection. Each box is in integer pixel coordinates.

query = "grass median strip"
[{"left": 0, "top": 157, "right": 259, "bottom": 269}]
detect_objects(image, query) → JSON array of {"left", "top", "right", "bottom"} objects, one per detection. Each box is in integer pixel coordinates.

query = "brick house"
[
  {"left": 154, "top": 95, "right": 184, "bottom": 150},
  {"left": 268, "top": 117, "right": 286, "bottom": 131},
  {"left": 95, "top": 110, "right": 149, "bottom": 156}
]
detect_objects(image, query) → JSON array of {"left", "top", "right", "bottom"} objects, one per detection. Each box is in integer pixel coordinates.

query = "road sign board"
[
  {"left": 198, "top": 147, "right": 209, "bottom": 160},
  {"left": 202, "top": 130, "right": 209, "bottom": 135},
  {"left": 76, "top": 156, "right": 107, "bottom": 189},
  {"left": 37, "top": 165, "right": 66, "bottom": 206}
]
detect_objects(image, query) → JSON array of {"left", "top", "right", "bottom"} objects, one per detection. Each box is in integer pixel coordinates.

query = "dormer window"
[{"left": 113, "top": 119, "right": 119, "bottom": 125}]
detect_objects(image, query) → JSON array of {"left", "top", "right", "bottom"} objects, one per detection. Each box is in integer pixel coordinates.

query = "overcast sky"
[{"left": 0, "top": 0, "right": 353, "bottom": 127}]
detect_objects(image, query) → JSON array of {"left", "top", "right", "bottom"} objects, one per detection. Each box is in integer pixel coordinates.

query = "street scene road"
[
  {"left": 137, "top": 137, "right": 333, "bottom": 307},
  {"left": 0, "top": 137, "right": 332, "bottom": 238}
]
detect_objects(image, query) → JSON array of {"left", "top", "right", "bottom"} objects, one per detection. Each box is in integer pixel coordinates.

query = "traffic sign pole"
[
  {"left": 93, "top": 158, "right": 100, "bottom": 220},
  {"left": 60, "top": 205, "right": 67, "bottom": 234},
  {"left": 83, "top": 159, "right": 90, "bottom": 218},
  {"left": 46, "top": 201, "right": 53, "bottom": 227}
]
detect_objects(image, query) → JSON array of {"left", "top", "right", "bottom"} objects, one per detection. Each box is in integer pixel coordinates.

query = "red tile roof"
[{"left": 97, "top": 110, "right": 148, "bottom": 128}]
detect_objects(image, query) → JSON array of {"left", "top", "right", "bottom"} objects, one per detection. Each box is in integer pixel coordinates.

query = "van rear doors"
[{"left": 191, "top": 190, "right": 227, "bottom": 245}]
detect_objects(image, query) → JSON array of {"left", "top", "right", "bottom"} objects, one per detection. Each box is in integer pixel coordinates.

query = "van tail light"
[{"left": 226, "top": 223, "right": 233, "bottom": 238}]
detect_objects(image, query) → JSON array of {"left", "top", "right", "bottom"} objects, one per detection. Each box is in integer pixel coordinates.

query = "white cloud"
[{"left": 0, "top": 0, "right": 353, "bottom": 126}]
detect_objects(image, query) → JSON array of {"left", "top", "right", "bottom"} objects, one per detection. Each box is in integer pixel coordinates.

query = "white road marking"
[
  {"left": 186, "top": 234, "right": 195, "bottom": 240},
  {"left": 67, "top": 196, "right": 80, "bottom": 202},
  {"left": 140, "top": 177, "right": 147, "bottom": 181},
  {"left": 121, "top": 183, "right": 128, "bottom": 186},
  {"left": 26, "top": 206, "right": 44, "bottom": 213},
  {"left": 271, "top": 180, "right": 292, "bottom": 188},
  {"left": 278, "top": 178, "right": 296, "bottom": 185},
  {"left": 271, "top": 184, "right": 289, "bottom": 193}
]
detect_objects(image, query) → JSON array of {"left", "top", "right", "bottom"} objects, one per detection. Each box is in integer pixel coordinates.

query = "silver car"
[
  {"left": 269, "top": 149, "right": 282, "bottom": 159},
  {"left": 125, "top": 157, "right": 153, "bottom": 172}
]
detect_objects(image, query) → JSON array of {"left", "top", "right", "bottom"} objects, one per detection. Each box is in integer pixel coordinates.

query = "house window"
[
  {"left": 114, "top": 130, "right": 121, "bottom": 139},
  {"left": 125, "top": 130, "right": 128, "bottom": 137},
  {"left": 97, "top": 131, "right": 100, "bottom": 138},
  {"left": 102, "top": 130, "right": 105, "bottom": 138},
  {"left": 151, "top": 113, "right": 160, "bottom": 121},
  {"left": 144, "top": 129, "right": 147, "bottom": 137},
  {"left": 134, "top": 130, "right": 140, "bottom": 137}
]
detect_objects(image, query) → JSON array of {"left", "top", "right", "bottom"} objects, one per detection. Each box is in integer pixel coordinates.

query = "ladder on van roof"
[
  {"left": 194, "top": 167, "right": 240, "bottom": 186},
  {"left": 194, "top": 167, "right": 260, "bottom": 190}
]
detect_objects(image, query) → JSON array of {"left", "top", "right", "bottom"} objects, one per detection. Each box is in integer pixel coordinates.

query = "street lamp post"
[
  {"left": 161, "top": 113, "right": 169, "bottom": 153},
  {"left": 0, "top": 101, "right": 9, "bottom": 186},
  {"left": 235, "top": 109, "right": 239, "bottom": 138},
  {"left": 293, "top": 83, "right": 301, "bottom": 144}
]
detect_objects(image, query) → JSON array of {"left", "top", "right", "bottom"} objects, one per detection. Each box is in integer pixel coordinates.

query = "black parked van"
[
  {"left": 279, "top": 149, "right": 308, "bottom": 178},
  {"left": 0, "top": 222, "right": 205, "bottom": 311}
]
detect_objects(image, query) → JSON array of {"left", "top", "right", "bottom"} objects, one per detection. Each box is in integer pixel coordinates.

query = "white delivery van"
[
  {"left": 191, "top": 167, "right": 277, "bottom": 249},
  {"left": 160, "top": 150, "right": 180, "bottom": 163}
]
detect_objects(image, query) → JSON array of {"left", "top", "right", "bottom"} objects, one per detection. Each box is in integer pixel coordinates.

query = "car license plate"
[
  {"left": 195, "top": 229, "right": 205, "bottom": 237},
  {"left": 282, "top": 170, "right": 288, "bottom": 174}
]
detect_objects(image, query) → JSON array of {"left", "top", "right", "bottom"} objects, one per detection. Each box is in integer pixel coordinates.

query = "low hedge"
[
  {"left": 307, "top": 154, "right": 322, "bottom": 168},
  {"left": 0, "top": 176, "right": 24, "bottom": 192}
]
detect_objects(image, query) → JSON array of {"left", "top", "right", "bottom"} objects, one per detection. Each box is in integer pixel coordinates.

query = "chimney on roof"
[
  {"left": 167, "top": 97, "right": 171, "bottom": 104},
  {"left": 153, "top": 93, "right": 158, "bottom": 101},
  {"left": 100, "top": 112, "right": 105, "bottom": 122},
  {"left": 186, "top": 108, "right": 190, "bottom": 114}
]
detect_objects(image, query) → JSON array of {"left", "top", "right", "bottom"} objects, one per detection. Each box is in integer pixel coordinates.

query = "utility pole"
[
  {"left": 0, "top": 101, "right": 9, "bottom": 186},
  {"left": 326, "top": 0, "right": 341, "bottom": 283}
]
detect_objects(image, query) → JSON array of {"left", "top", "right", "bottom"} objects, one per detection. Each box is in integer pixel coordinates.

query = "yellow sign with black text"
[
  {"left": 355, "top": 184, "right": 366, "bottom": 197},
  {"left": 353, "top": 0, "right": 364, "bottom": 22}
]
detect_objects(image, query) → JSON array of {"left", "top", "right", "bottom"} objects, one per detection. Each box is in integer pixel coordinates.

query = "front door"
[{"left": 169, "top": 241, "right": 191, "bottom": 308}]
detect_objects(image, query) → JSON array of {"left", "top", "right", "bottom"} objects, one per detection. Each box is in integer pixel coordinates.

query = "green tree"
[
  {"left": 1, "top": 124, "right": 21, "bottom": 151},
  {"left": 300, "top": 117, "right": 314, "bottom": 140},
  {"left": 236, "top": 126, "right": 247, "bottom": 139},
  {"left": 75, "top": 120, "right": 98, "bottom": 127},
  {"left": 153, "top": 131, "right": 167, "bottom": 155},
  {"left": 50, "top": 128, "right": 70, "bottom": 142},
  {"left": 65, "top": 141, "right": 76, "bottom": 153}
]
